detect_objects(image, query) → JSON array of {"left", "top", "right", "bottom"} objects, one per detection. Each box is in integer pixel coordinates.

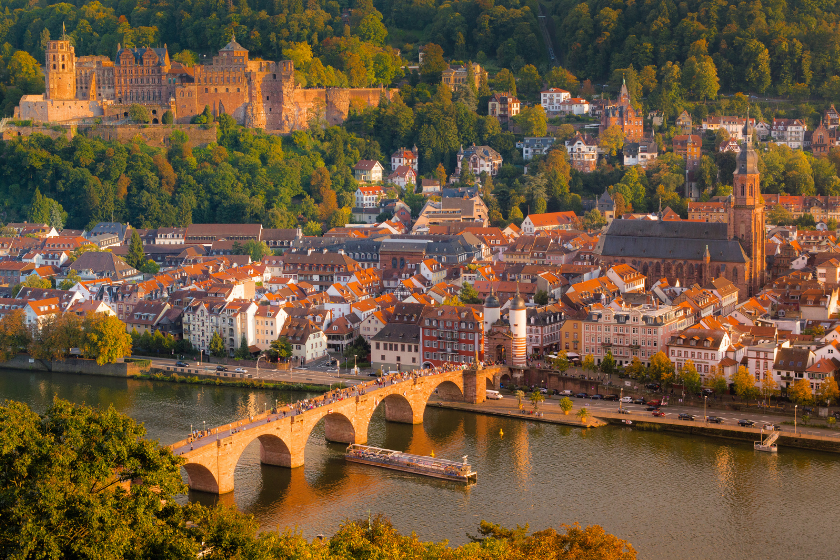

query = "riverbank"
[{"left": 432, "top": 399, "right": 840, "bottom": 454}]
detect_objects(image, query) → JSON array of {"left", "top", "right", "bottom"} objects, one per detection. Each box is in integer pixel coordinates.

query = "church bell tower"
[{"left": 728, "top": 114, "right": 765, "bottom": 295}]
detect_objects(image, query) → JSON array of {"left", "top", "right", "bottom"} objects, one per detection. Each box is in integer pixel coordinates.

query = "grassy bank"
[{"left": 140, "top": 371, "right": 342, "bottom": 393}]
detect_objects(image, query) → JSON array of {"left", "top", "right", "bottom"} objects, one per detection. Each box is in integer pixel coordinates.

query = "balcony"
[{"left": 601, "top": 341, "right": 612, "bottom": 347}]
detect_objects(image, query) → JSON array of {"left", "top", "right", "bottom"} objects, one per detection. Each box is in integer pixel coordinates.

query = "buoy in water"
[
  {"left": 430, "top": 450, "right": 435, "bottom": 458},
  {"left": 499, "top": 429, "right": 504, "bottom": 437}
]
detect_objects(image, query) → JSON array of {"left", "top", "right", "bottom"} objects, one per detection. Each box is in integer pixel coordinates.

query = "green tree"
[
  {"left": 29, "top": 313, "right": 83, "bottom": 361},
  {"left": 530, "top": 390, "right": 545, "bottom": 411},
  {"left": 241, "top": 240, "right": 271, "bottom": 262},
  {"left": 678, "top": 360, "right": 702, "bottom": 394},
  {"left": 599, "top": 125, "right": 625, "bottom": 156},
  {"left": 560, "top": 396, "right": 574, "bottom": 414},
  {"left": 517, "top": 65, "right": 542, "bottom": 102},
  {"left": 234, "top": 335, "right": 250, "bottom": 360},
  {"left": 767, "top": 204, "right": 793, "bottom": 225},
  {"left": 600, "top": 352, "right": 616, "bottom": 375},
  {"left": 625, "top": 356, "right": 647, "bottom": 380},
  {"left": 303, "top": 221, "right": 323, "bottom": 236},
  {"left": 81, "top": 313, "right": 133, "bottom": 365},
  {"left": 269, "top": 337, "right": 293, "bottom": 361},
  {"left": 534, "top": 290, "right": 549, "bottom": 305},
  {"left": 576, "top": 407, "right": 590, "bottom": 422},
  {"left": 209, "top": 331, "right": 226, "bottom": 358},
  {"left": 0, "top": 398, "right": 188, "bottom": 559},
  {"left": 420, "top": 43, "right": 447, "bottom": 83},
  {"left": 128, "top": 104, "right": 151, "bottom": 124},
  {"left": 139, "top": 259, "right": 160, "bottom": 275},
  {"left": 460, "top": 282, "right": 482, "bottom": 304},
  {"left": 356, "top": 14, "right": 388, "bottom": 45},
  {"left": 648, "top": 351, "right": 675, "bottom": 387},
  {"left": 12, "top": 274, "right": 50, "bottom": 296},
  {"left": 582, "top": 354, "right": 596, "bottom": 375},
  {"left": 126, "top": 230, "right": 146, "bottom": 270},
  {"left": 0, "top": 310, "right": 31, "bottom": 362},
  {"left": 553, "top": 351, "right": 571, "bottom": 375},
  {"left": 513, "top": 105, "right": 548, "bottom": 136},
  {"left": 583, "top": 208, "right": 608, "bottom": 230},
  {"left": 733, "top": 366, "right": 761, "bottom": 401},
  {"left": 515, "top": 389, "right": 525, "bottom": 410},
  {"left": 816, "top": 376, "right": 840, "bottom": 406},
  {"left": 161, "top": 110, "right": 174, "bottom": 124},
  {"left": 492, "top": 69, "right": 517, "bottom": 96},
  {"left": 343, "top": 335, "right": 371, "bottom": 364},
  {"left": 788, "top": 378, "right": 813, "bottom": 405},
  {"left": 709, "top": 366, "right": 729, "bottom": 395}
]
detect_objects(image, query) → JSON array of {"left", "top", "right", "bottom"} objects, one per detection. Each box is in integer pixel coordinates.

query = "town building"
[
  {"left": 599, "top": 77, "right": 643, "bottom": 141},
  {"left": 516, "top": 137, "right": 556, "bottom": 160},
  {"left": 622, "top": 139, "right": 658, "bottom": 168},
  {"left": 520, "top": 212, "right": 578, "bottom": 234},
  {"left": 455, "top": 144, "right": 503, "bottom": 177},
  {"left": 441, "top": 62, "right": 485, "bottom": 91},
  {"left": 353, "top": 160, "right": 385, "bottom": 183},
  {"left": 667, "top": 327, "right": 731, "bottom": 381},
  {"left": 419, "top": 304, "right": 484, "bottom": 367},
  {"left": 390, "top": 146, "right": 418, "bottom": 172},
  {"left": 540, "top": 88, "right": 571, "bottom": 112},
  {"left": 565, "top": 133, "right": 598, "bottom": 172},
  {"left": 771, "top": 118, "right": 806, "bottom": 149},
  {"left": 281, "top": 317, "right": 327, "bottom": 365},
  {"left": 487, "top": 92, "right": 520, "bottom": 123}
]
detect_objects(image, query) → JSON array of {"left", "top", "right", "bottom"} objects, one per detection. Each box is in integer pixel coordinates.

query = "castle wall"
[
  {"left": 1, "top": 124, "right": 76, "bottom": 142},
  {"left": 17, "top": 95, "right": 103, "bottom": 122},
  {"left": 81, "top": 124, "right": 217, "bottom": 149}
]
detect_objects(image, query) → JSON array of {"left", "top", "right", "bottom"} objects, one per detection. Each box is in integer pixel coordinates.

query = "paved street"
[
  {"left": 541, "top": 395, "right": 840, "bottom": 438},
  {"left": 144, "top": 356, "right": 369, "bottom": 386}
]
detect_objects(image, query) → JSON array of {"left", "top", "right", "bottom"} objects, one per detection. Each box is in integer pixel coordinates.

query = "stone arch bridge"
[{"left": 170, "top": 366, "right": 505, "bottom": 494}]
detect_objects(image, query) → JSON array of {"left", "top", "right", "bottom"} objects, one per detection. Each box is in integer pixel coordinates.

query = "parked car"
[
  {"left": 175, "top": 361, "right": 190, "bottom": 367},
  {"left": 645, "top": 406, "right": 659, "bottom": 411},
  {"left": 645, "top": 383, "right": 661, "bottom": 391},
  {"left": 620, "top": 396, "right": 633, "bottom": 403},
  {"left": 551, "top": 389, "right": 560, "bottom": 395},
  {"left": 762, "top": 423, "right": 780, "bottom": 431},
  {"left": 652, "top": 410, "right": 666, "bottom": 417},
  {"left": 678, "top": 413, "right": 696, "bottom": 421},
  {"left": 738, "top": 419, "right": 756, "bottom": 427},
  {"left": 701, "top": 388, "right": 714, "bottom": 396},
  {"left": 646, "top": 400, "right": 662, "bottom": 407},
  {"left": 603, "top": 394, "right": 619, "bottom": 401},
  {"left": 575, "top": 392, "right": 588, "bottom": 398},
  {"left": 234, "top": 367, "right": 247, "bottom": 373},
  {"left": 215, "top": 365, "right": 228, "bottom": 372},
  {"left": 707, "top": 416, "right": 724, "bottom": 424},
  {"left": 618, "top": 408, "right": 631, "bottom": 414},
  {"left": 632, "top": 398, "right": 646, "bottom": 405},
  {"left": 559, "top": 390, "right": 573, "bottom": 396},
  {"left": 590, "top": 394, "right": 603, "bottom": 400},
  {"left": 539, "top": 388, "right": 549, "bottom": 394}
]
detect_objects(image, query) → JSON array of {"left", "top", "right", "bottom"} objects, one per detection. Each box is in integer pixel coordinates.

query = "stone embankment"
[{"left": 0, "top": 354, "right": 140, "bottom": 377}]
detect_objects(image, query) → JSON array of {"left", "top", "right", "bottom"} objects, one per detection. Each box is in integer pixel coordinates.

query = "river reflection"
[{"left": 3, "top": 369, "right": 840, "bottom": 559}]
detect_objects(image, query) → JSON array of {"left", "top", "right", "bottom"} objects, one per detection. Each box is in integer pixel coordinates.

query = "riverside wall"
[{"left": 0, "top": 354, "right": 141, "bottom": 377}]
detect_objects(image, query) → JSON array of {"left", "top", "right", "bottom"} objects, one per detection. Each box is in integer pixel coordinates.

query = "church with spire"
[
  {"left": 595, "top": 118, "right": 766, "bottom": 299},
  {"left": 599, "top": 76, "right": 644, "bottom": 141}
]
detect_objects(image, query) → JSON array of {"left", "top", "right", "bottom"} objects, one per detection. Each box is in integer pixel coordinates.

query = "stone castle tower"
[
  {"left": 728, "top": 116, "right": 766, "bottom": 296},
  {"left": 45, "top": 25, "right": 76, "bottom": 101}
]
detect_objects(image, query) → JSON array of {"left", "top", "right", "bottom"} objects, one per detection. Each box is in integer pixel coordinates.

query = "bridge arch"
[
  {"left": 322, "top": 411, "right": 358, "bottom": 444},
  {"left": 257, "top": 433, "right": 293, "bottom": 467},
  {"left": 183, "top": 462, "right": 220, "bottom": 494},
  {"left": 377, "top": 392, "right": 422, "bottom": 424}
]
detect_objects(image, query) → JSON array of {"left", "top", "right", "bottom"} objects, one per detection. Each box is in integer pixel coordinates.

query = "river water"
[{"left": 2, "top": 369, "right": 838, "bottom": 560}]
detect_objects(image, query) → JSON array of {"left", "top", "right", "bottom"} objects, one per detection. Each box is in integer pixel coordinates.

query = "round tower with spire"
[
  {"left": 45, "top": 23, "right": 77, "bottom": 101},
  {"left": 509, "top": 284, "right": 527, "bottom": 367},
  {"left": 483, "top": 286, "right": 500, "bottom": 333}
]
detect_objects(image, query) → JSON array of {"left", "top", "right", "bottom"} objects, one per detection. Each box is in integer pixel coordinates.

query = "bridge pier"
[
  {"left": 462, "top": 367, "right": 487, "bottom": 404},
  {"left": 324, "top": 413, "right": 366, "bottom": 444}
]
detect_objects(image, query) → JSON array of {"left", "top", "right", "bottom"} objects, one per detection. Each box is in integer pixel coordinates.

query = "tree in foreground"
[
  {"left": 648, "top": 352, "right": 675, "bottom": 388},
  {"left": 678, "top": 360, "right": 701, "bottom": 395},
  {"left": 460, "top": 282, "right": 482, "bottom": 304},
  {"left": 560, "top": 397, "right": 573, "bottom": 415},
  {"left": 209, "top": 331, "right": 226, "bottom": 358},
  {"left": 816, "top": 376, "right": 840, "bottom": 406},
  {"left": 708, "top": 366, "right": 729, "bottom": 395},
  {"left": 268, "top": 337, "right": 293, "bottom": 361}
]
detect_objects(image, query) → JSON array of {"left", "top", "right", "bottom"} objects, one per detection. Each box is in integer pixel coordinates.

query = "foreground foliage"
[{"left": 0, "top": 398, "right": 636, "bottom": 559}]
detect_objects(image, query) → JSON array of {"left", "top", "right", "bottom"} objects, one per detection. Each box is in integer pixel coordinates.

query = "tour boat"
[
  {"left": 754, "top": 430, "right": 779, "bottom": 453},
  {"left": 345, "top": 444, "right": 477, "bottom": 483}
]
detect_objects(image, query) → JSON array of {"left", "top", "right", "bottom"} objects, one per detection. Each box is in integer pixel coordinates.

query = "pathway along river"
[{"left": 2, "top": 369, "right": 839, "bottom": 560}]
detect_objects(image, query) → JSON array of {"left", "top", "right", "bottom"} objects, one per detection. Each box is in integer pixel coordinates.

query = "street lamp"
[
  {"left": 795, "top": 404, "right": 798, "bottom": 435},
  {"left": 256, "top": 354, "right": 263, "bottom": 372},
  {"left": 619, "top": 387, "right": 624, "bottom": 411},
  {"left": 203, "top": 420, "right": 206, "bottom": 435},
  {"left": 199, "top": 349, "right": 203, "bottom": 365},
  {"left": 354, "top": 354, "right": 357, "bottom": 375},
  {"left": 704, "top": 395, "right": 708, "bottom": 421}
]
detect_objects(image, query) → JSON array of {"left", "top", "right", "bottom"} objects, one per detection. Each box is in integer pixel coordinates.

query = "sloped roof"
[{"left": 596, "top": 220, "right": 749, "bottom": 263}]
